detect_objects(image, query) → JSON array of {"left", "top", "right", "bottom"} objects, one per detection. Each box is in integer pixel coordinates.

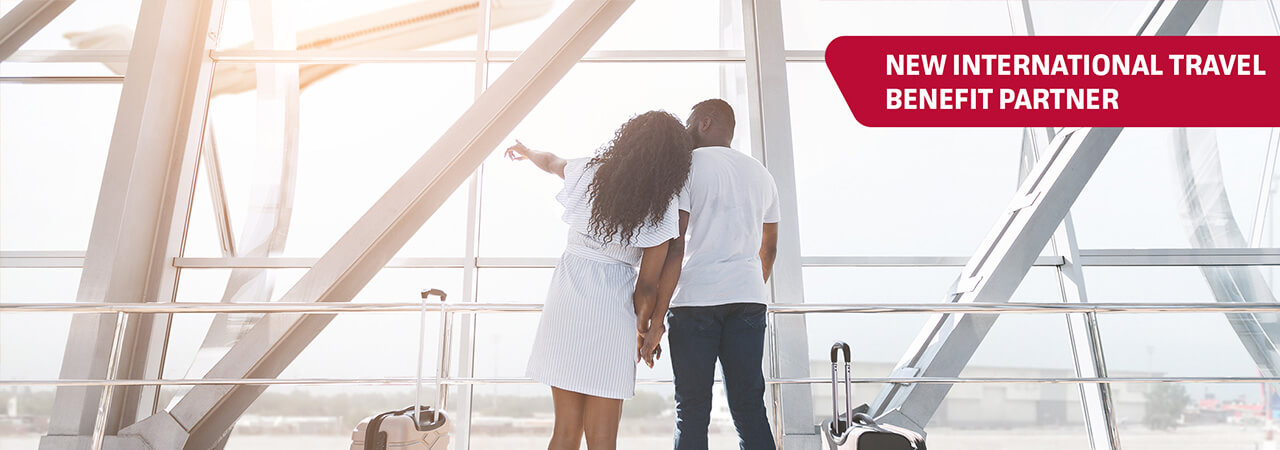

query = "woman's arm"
[
  {"left": 633, "top": 241, "right": 669, "bottom": 367},
  {"left": 504, "top": 140, "right": 568, "bottom": 178},
  {"left": 639, "top": 211, "right": 689, "bottom": 367}
]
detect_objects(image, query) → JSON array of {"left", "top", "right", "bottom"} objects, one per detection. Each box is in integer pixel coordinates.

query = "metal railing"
[{"left": 5, "top": 299, "right": 1280, "bottom": 448}]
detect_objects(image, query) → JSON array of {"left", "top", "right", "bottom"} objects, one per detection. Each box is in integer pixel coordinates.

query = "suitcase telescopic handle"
[
  {"left": 830, "top": 342, "right": 851, "bottom": 363},
  {"left": 416, "top": 289, "right": 448, "bottom": 427},
  {"left": 829, "top": 341, "right": 853, "bottom": 436},
  {"left": 421, "top": 288, "right": 447, "bottom": 302}
]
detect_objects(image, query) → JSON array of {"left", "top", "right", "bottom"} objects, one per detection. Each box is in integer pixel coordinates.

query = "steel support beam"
[
  {"left": 40, "top": 0, "right": 225, "bottom": 447},
  {"left": 869, "top": 127, "right": 1125, "bottom": 434},
  {"left": 0, "top": 0, "right": 74, "bottom": 60},
  {"left": 869, "top": 1, "right": 1207, "bottom": 435},
  {"left": 1008, "top": 4, "right": 1120, "bottom": 447},
  {"left": 120, "top": 1, "right": 635, "bottom": 448},
  {"left": 1020, "top": 124, "right": 1121, "bottom": 450},
  {"left": 741, "top": 0, "right": 816, "bottom": 447}
]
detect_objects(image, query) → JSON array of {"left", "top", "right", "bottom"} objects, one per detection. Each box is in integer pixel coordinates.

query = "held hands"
[{"left": 636, "top": 322, "right": 664, "bottom": 368}]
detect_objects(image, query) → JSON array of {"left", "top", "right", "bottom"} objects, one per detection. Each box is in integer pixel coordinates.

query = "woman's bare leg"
[
  {"left": 582, "top": 395, "right": 624, "bottom": 450},
  {"left": 550, "top": 387, "right": 586, "bottom": 450}
]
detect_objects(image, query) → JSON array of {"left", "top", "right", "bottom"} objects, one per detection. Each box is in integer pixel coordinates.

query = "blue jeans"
[{"left": 668, "top": 303, "right": 776, "bottom": 450}]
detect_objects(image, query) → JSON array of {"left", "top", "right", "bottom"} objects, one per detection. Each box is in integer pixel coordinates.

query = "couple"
[{"left": 507, "top": 99, "right": 781, "bottom": 450}]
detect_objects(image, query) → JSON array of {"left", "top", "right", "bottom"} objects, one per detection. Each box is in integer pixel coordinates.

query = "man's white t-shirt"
[{"left": 672, "top": 146, "right": 781, "bottom": 307}]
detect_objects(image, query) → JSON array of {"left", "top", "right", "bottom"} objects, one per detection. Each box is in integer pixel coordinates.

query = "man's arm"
[
  {"left": 760, "top": 222, "right": 779, "bottom": 282},
  {"left": 640, "top": 210, "right": 689, "bottom": 367},
  {"left": 504, "top": 140, "right": 568, "bottom": 178}
]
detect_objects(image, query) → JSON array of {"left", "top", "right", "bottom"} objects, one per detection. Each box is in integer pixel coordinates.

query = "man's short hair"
[{"left": 690, "top": 99, "right": 735, "bottom": 130}]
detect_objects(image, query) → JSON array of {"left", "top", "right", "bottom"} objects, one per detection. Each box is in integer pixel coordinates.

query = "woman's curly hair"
[{"left": 585, "top": 110, "right": 693, "bottom": 245}]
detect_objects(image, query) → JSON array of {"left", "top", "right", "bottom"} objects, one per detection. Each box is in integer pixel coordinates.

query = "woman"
[{"left": 504, "top": 110, "right": 692, "bottom": 450}]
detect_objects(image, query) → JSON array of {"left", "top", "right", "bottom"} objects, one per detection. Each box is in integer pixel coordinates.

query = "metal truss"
[
  {"left": 868, "top": 1, "right": 1209, "bottom": 438},
  {"left": 112, "top": 1, "right": 636, "bottom": 449},
  {"left": 0, "top": 0, "right": 74, "bottom": 60},
  {"left": 39, "top": 0, "right": 227, "bottom": 447},
  {"left": 1019, "top": 126, "right": 1121, "bottom": 449},
  {"left": 1008, "top": 2, "right": 1119, "bottom": 447}
]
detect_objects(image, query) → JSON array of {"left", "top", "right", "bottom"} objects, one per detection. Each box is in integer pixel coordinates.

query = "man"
[{"left": 650, "top": 99, "right": 781, "bottom": 450}]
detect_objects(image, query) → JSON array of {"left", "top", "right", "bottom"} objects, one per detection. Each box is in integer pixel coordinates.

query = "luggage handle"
[
  {"left": 418, "top": 289, "right": 448, "bottom": 428},
  {"left": 829, "top": 341, "right": 854, "bottom": 436}
]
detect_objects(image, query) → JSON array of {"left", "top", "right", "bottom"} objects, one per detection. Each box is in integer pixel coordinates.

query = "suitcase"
[
  {"left": 820, "top": 341, "right": 926, "bottom": 450},
  {"left": 350, "top": 288, "right": 454, "bottom": 450}
]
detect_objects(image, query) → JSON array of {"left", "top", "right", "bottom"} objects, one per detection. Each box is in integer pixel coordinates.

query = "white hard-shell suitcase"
[
  {"left": 821, "top": 341, "right": 926, "bottom": 450},
  {"left": 350, "top": 288, "right": 454, "bottom": 450}
]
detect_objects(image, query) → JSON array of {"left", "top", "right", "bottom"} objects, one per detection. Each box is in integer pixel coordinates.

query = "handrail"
[
  {"left": 3, "top": 301, "right": 1280, "bottom": 314},
  {"left": 5, "top": 302, "right": 1273, "bottom": 399},
  {"left": 0, "top": 375, "right": 1274, "bottom": 388}
]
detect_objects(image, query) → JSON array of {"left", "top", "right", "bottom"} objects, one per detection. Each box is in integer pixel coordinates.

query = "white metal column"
[
  {"left": 741, "top": 0, "right": 816, "bottom": 448},
  {"left": 40, "top": 0, "right": 226, "bottom": 447},
  {"left": 119, "top": 1, "right": 636, "bottom": 448},
  {"left": 453, "top": 2, "right": 494, "bottom": 448}
]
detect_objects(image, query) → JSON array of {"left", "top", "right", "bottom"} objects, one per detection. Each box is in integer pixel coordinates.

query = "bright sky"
[{"left": 2, "top": 0, "right": 1280, "bottom": 412}]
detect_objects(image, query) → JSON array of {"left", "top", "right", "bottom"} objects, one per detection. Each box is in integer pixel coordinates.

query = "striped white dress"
[{"left": 525, "top": 157, "right": 680, "bottom": 400}]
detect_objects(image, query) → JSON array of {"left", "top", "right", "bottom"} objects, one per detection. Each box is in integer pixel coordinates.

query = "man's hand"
[{"left": 639, "top": 324, "right": 665, "bottom": 368}]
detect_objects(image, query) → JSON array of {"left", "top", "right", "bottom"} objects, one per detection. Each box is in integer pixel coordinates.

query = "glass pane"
[
  {"left": 1114, "top": 383, "right": 1273, "bottom": 450},
  {"left": 1188, "top": 0, "right": 1280, "bottom": 36},
  {"left": 0, "top": 62, "right": 122, "bottom": 77},
  {"left": 0, "top": 268, "right": 82, "bottom": 301},
  {"left": 488, "top": 0, "right": 744, "bottom": 51},
  {"left": 479, "top": 62, "right": 750, "bottom": 257},
  {"left": 1026, "top": 0, "right": 1161, "bottom": 36},
  {"left": 1082, "top": 266, "right": 1218, "bottom": 302},
  {"left": 787, "top": 62, "right": 1022, "bottom": 256},
  {"left": 0, "top": 385, "right": 56, "bottom": 441},
  {"left": 802, "top": 267, "right": 1063, "bottom": 304},
  {"left": 216, "top": 0, "right": 477, "bottom": 51},
  {"left": 477, "top": 268, "right": 553, "bottom": 303},
  {"left": 800, "top": 310, "right": 1076, "bottom": 380},
  {"left": 0, "top": 312, "right": 74, "bottom": 380},
  {"left": 960, "top": 314, "right": 1079, "bottom": 376},
  {"left": 1, "top": 83, "right": 118, "bottom": 251},
  {"left": 165, "top": 268, "right": 461, "bottom": 379},
  {"left": 1073, "top": 128, "right": 1268, "bottom": 249},
  {"left": 782, "top": 0, "right": 1012, "bottom": 50},
  {"left": 803, "top": 313, "right": 932, "bottom": 378},
  {"left": 927, "top": 383, "right": 1091, "bottom": 449},
  {"left": 11, "top": 0, "right": 142, "bottom": 51},
  {"left": 202, "top": 63, "right": 473, "bottom": 257},
  {"left": 163, "top": 310, "right": 444, "bottom": 380},
  {"left": 1099, "top": 312, "right": 1267, "bottom": 378}
]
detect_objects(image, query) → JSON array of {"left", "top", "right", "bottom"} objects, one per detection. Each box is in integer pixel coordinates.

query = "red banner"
[{"left": 825, "top": 36, "right": 1280, "bottom": 127}]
